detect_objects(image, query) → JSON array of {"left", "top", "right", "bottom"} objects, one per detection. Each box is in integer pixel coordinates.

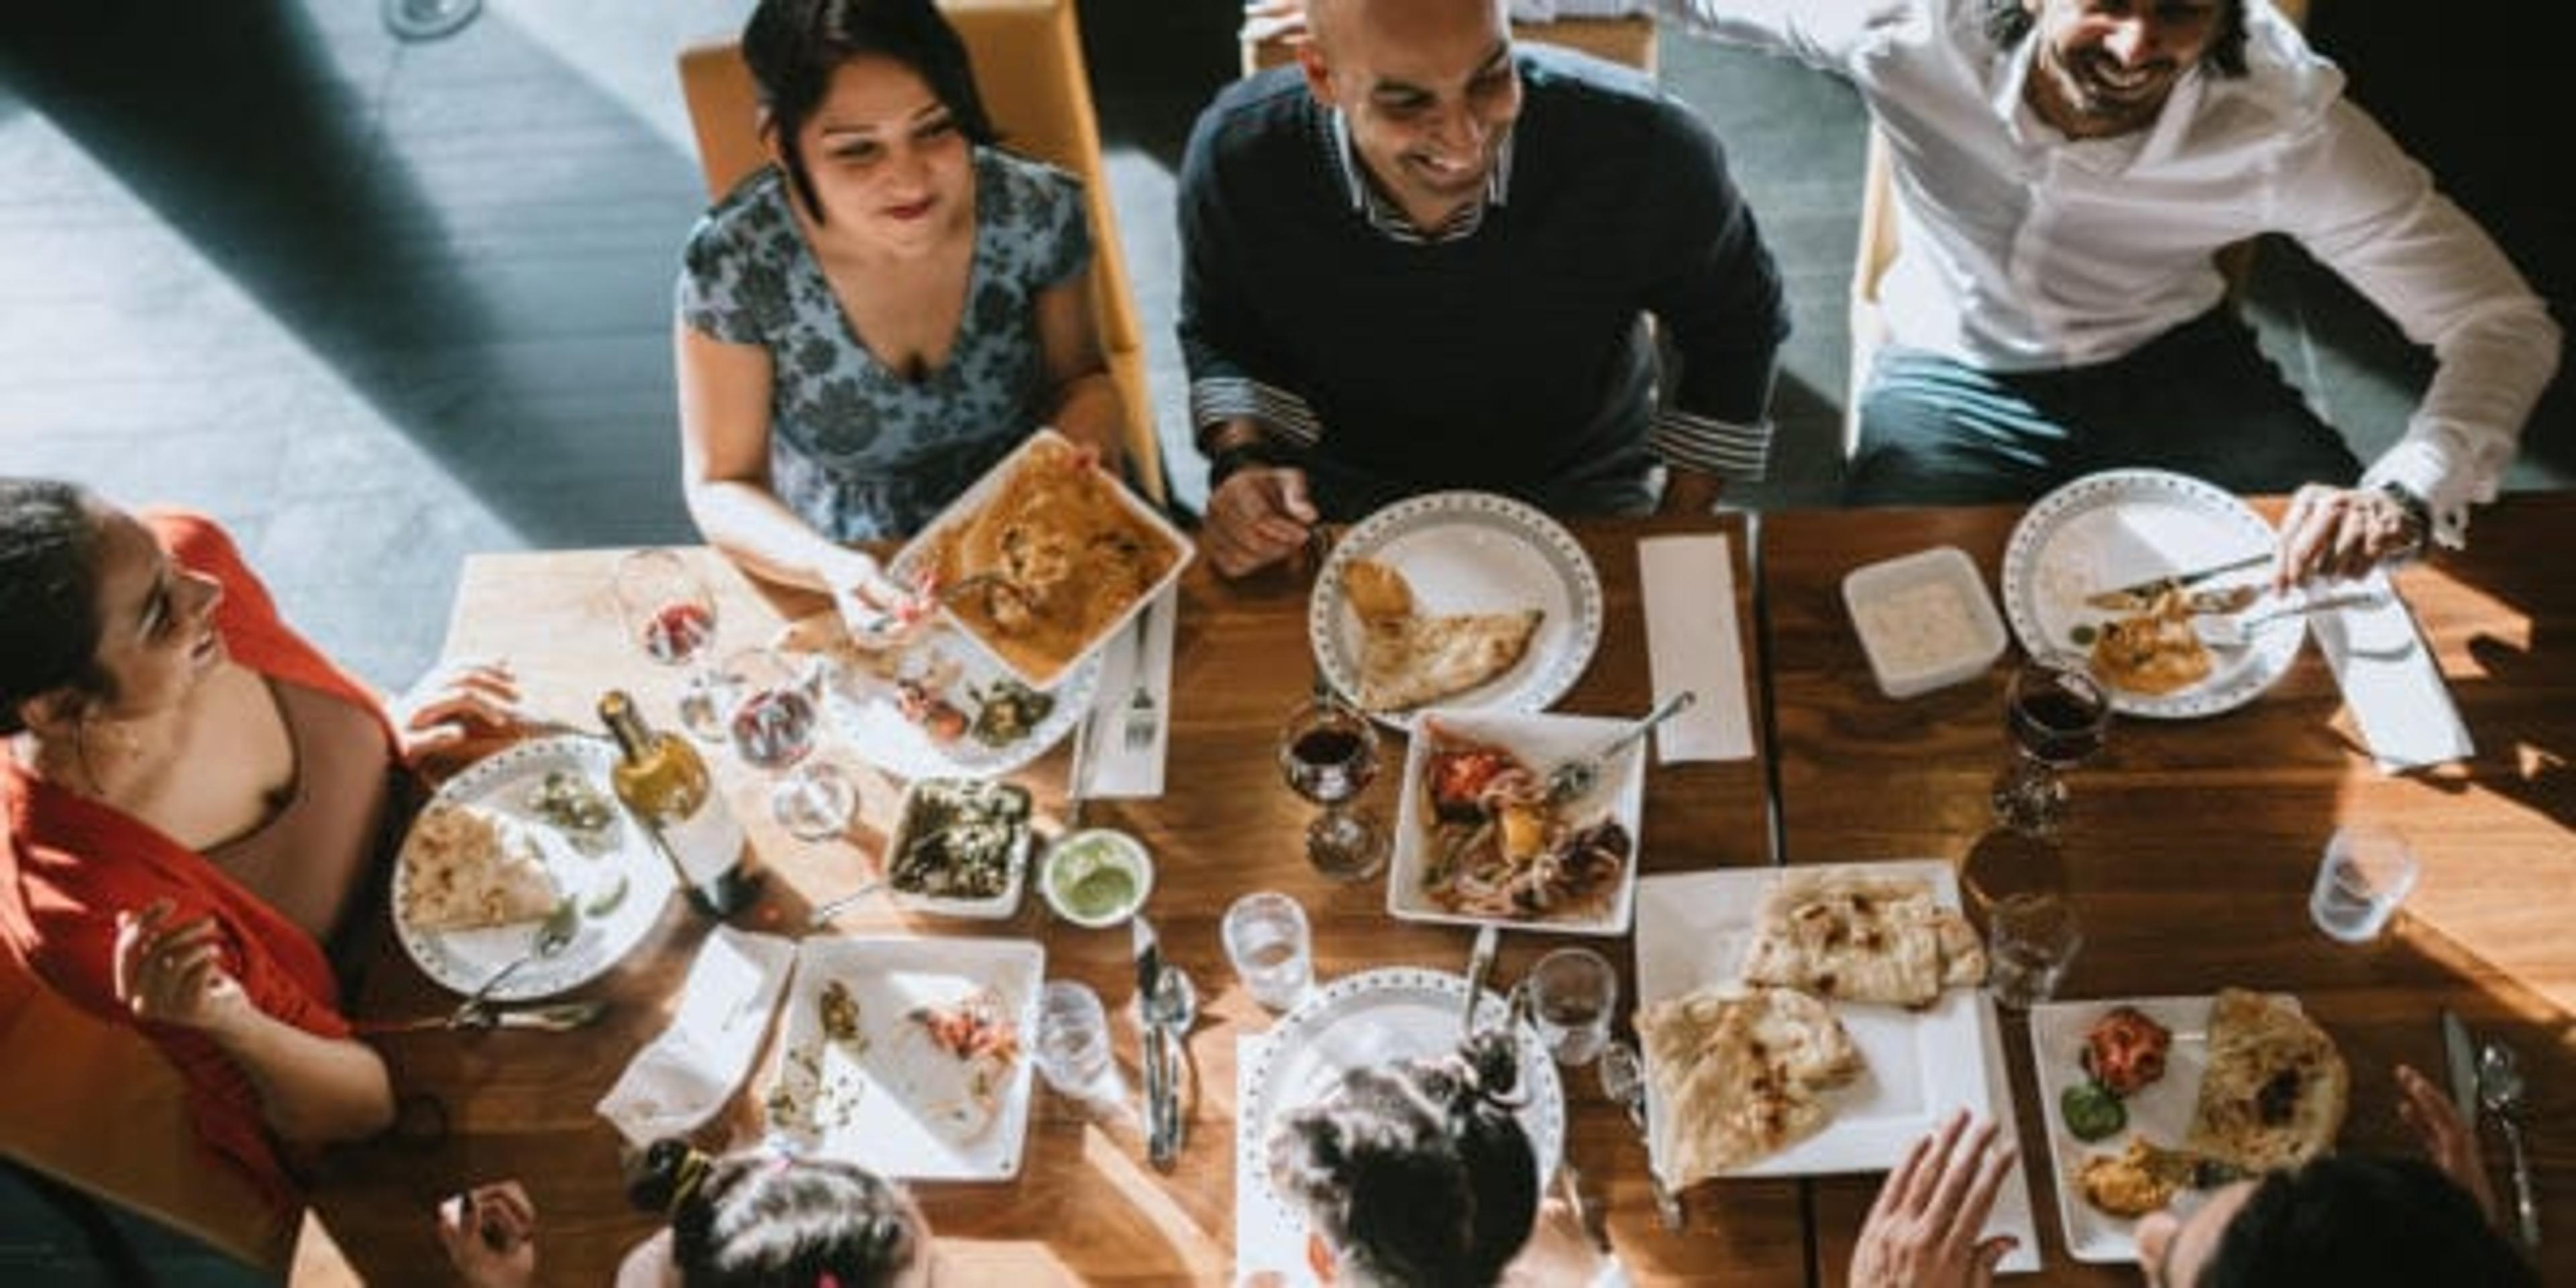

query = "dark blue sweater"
[{"left": 1178, "top": 46, "right": 1789, "bottom": 511}]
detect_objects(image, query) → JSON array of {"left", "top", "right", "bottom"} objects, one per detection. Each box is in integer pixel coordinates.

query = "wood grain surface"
[{"left": 303, "top": 515, "right": 1796, "bottom": 1285}]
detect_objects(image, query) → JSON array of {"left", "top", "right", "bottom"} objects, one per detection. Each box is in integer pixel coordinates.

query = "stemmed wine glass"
[
  {"left": 1990, "top": 659, "right": 2112, "bottom": 836},
  {"left": 610, "top": 549, "right": 727, "bottom": 742},
  {"left": 1277, "top": 696, "right": 1387, "bottom": 881},
  {"left": 720, "top": 647, "right": 855, "bottom": 842}
]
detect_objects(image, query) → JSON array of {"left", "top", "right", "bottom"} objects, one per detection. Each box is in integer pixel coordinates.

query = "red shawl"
[{"left": 0, "top": 510, "right": 398, "bottom": 1218}]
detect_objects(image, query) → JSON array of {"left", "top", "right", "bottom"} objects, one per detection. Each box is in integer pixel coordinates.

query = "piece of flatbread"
[
  {"left": 1738, "top": 871, "right": 1987, "bottom": 1008},
  {"left": 883, "top": 987, "right": 1020, "bottom": 1141},
  {"left": 2185, "top": 988, "right": 2348, "bottom": 1171},
  {"left": 399, "top": 804, "right": 561, "bottom": 932},
  {"left": 1342, "top": 559, "right": 1544, "bottom": 712},
  {"left": 1636, "top": 985, "right": 1864, "bottom": 1185}
]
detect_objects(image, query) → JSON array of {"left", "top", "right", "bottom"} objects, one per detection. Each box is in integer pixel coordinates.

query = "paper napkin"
[
  {"left": 596, "top": 926, "right": 796, "bottom": 1146},
  {"left": 2312, "top": 570, "right": 2473, "bottom": 773},
  {"left": 1638, "top": 534, "right": 1757, "bottom": 762},
  {"left": 1078, "top": 586, "right": 1175, "bottom": 799}
]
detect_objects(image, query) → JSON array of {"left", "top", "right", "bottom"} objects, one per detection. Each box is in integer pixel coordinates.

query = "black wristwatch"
[{"left": 2375, "top": 480, "right": 2432, "bottom": 557}]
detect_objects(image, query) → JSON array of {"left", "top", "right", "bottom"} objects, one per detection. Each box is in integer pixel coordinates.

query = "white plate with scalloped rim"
[
  {"left": 1309, "top": 490, "right": 1603, "bottom": 733},
  {"left": 390, "top": 735, "right": 676, "bottom": 1002},
  {"left": 2001, "top": 469, "right": 2299, "bottom": 718}
]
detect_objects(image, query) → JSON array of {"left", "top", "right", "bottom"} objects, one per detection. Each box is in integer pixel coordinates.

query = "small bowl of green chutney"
[{"left": 1040, "top": 828, "right": 1155, "bottom": 928}]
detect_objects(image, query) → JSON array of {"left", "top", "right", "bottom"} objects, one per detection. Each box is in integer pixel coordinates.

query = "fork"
[{"left": 1120, "top": 603, "right": 1159, "bottom": 751}]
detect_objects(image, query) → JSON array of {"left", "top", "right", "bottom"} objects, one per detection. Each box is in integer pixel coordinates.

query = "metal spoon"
[
  {"left": 2477, "top": 1039, "right": 2542, "bottom": 1251},
  {"left": 1545, "top": 691, "right": 1697, "bottom": 804},
  {"left": 451, "top": 902, "right": 578, "bottom": 1028},
  {"left": 806, "top": 879, "right": 887, "bottom": 928},
  {"left": 1143, "top": 967, "right": 1197, "bottom": 1170},
  {"left": 1598, "top": 1039, "right": 1685, "bottom": 1230}
]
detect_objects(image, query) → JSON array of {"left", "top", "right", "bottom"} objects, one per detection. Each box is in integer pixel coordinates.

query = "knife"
[
  {"left": 1132, "top": 915, "right": 1170, "bottom": 1163},
  {"left": 357, "top": 1000, "right": 608, "bottom": 1034},
  {"left": 2442, "top": 1008, "right": 2482, "bottom": 1124},
  {"left": 2083, "top": 553, "right": 2271, "bottom": 610},
  {"left": 1460, "top": 924, "right": 1499, "bottom": 1038}
]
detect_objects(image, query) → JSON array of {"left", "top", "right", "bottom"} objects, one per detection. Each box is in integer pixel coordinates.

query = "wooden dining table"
[
  {"left": 299, "top": 513, "right": 1802, "bottom": 1285},
  {"left": 1760, "top": 492, "right": 2576, "bottom": 1285},
  {"left": 294, "top": 492, "right": 2575, "bottom": 1285}
]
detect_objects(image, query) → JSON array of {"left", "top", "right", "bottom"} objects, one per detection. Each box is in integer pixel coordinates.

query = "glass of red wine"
[
  {"left": 720, "top": 646, "right": 854, "bottom": 842},
  {"left": 1277, "top": 696, "right": 1387, "bottom": 881},
  {"left": 610, "top": 549, "right": 727, "bottom": 742},
  {"left": 1990, "top": 658, "right": 2112, "bottom": 836}
]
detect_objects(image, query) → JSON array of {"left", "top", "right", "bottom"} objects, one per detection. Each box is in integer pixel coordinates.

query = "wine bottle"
[{"left": 599, "top": 690, "right": 757, "bottom": 918}]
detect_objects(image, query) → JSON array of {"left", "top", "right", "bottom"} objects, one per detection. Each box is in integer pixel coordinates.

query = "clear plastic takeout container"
[
  {"left": 1841, "top": 545, "right": 2010, "bottom": 698},
  {"left": 883, "top": 779, "right": 1033, "bottom": 919}
]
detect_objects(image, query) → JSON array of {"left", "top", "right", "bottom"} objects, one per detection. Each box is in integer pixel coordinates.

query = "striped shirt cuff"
[
  {"left": 1649, "top": 407, "right": 1773, "bottom": 480},
  {"left": 1189, "top": 376, "right": 1324, "bottom": 448}
]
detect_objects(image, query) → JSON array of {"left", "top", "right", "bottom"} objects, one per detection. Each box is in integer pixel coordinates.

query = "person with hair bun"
[
  {"left": 0, "top": 478, "right": 526, "bottom": 1223},
  {"left": 437, "top": 1138, "right": 934, "bottom": 1288},
  {"left": 1263, "top": 1029, "right": 1625, "bottom": 1287}
]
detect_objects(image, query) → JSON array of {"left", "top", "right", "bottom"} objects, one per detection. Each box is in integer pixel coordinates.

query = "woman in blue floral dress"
[{"left": 676, "top": 0, "right": 1126, "bottom": 624}]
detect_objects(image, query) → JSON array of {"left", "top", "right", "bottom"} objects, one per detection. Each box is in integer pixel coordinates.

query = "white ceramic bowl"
[
  {"left": 1038, "top": 828, "right": 1155, "bottom": 928},
  {"left": 882, "top": 779, "right": 1033, "bottom": 920},
  {"left": 1841, "top": 545, "right": 2010, "bottom": 698}
]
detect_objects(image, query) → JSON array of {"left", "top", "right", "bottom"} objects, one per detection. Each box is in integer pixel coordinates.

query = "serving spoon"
[
  {"left": 2478, "top": 1038, "right": 2542, "bottom": 1251},
  {"left": 1544, "top": 691, "right": 1697, "bottom": 804}
]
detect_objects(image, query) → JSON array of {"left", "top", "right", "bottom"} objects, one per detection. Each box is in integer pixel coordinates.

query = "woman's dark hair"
[
  {"left": 1266, "top": 1030, "right": 1541, "bottom": 1288},
  {"left": 1982, "top": 0, "right": 2250, "bottom": 78},
  {"left": 2201, "top": 1155, "right": 2535, "bottom": 1287},
  {"left": 0, "top": 478, "right": 111, "bottom": 736},
  {"left": 739, "top": 0, "right": 999, "bottom": 223},
  {"left": 625, "top": 1139, "right": 922, "bottom": 1287}
]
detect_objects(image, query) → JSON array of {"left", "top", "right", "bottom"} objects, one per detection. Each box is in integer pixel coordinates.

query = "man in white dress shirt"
[{"left": 1668, "top": 0, "right": 2559, "bottom": 586}]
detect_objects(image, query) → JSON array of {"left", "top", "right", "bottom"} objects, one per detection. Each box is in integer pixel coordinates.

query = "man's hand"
[
  {"left": 1849, "top": 1111, "right": 2020, "bottom": 1288},
  {"left": 437, "top": 1182, "right": 539, "bottom": 1288},
  {"left": 2396, "top": 1063, "right": 2500, "bottom": 1226},
  {"left": 1201, "top": 466, "right": 1318, "bottom": 578},
  {"left": 2273, "top": 484, "right": 2421, "bottom": 592},
  {"left": 1659, "top": 466, "right": 1724, "bottom": 519}
]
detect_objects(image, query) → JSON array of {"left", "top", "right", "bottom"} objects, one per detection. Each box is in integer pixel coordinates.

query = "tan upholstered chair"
[
  {"left": 0, "top": 962, "right": 296, "bottom": 1270},
  {"left": 1240, "top": 13, "right": 1659, "bottom": 76},
  {"left": 1843, "top": 0, "right": 2313, "bottom": 455},
  {"left": 676, "top": 0, "right": 1163, "bottom": 502}
]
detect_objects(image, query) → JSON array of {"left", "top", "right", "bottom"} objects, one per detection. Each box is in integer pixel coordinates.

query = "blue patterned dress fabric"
[{"left": 676, "top": 147, "right": 1092, "bottom": 541}]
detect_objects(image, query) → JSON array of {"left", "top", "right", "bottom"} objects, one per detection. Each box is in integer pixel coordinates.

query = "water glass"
[
  {"left": 1033, "top": 980, "right": 1123, "bottom": 1105},
  {"left": 2309, "top": 824, "right": 2419, "bottom": 943},
  {"left": 1526, "top": 947, "right": 1617, "bottom": 1067},
  {"left": 1222, "top": 892, "right": 1314, "bottom": 1012},
  {"left": 1986, "top": 892, "right": 2082, "bottom": 1010}
]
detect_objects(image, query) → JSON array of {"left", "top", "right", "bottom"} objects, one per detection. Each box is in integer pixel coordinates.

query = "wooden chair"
[
  {"left": 0, "top": 961, "right": 296, "bottom": 1271},
  {"left": 1240, "top": 13, "right": 1659, "bottom": 77},
  {"left": 1843, "top": 0, "right": 2312, "bottom": 455},
  {"left": 676, "top": 0, "right": 1164, "bottom": 502}
]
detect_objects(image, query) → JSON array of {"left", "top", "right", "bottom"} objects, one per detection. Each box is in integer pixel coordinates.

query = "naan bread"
[
  {"left": 1739, "top": 871, "right": 1986, "bottom": 1008},
  {"left": 2090, "top": 590, "right": 2212, "bottom": 696},
  {"left": 400, "top": 804, "right": 560, "bottom": 932},
  {"left": 2185, "top": 988, "right": 2347, "bottom": 1171},
  {"left": 1341, "top": 559, "right": 1543, "bottom": 712},
  {"left": 1636, "top": 985, "right": 1864, "bottom": 1185}
]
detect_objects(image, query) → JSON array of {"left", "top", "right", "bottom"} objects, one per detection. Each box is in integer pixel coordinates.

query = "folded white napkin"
[
  {"left": 2312, "top": 570, "right": 2473, "bottom": 772},
  {"left": 1079, "top": 586, "right": 1175, "bottom": 799},
  {"left": 596, "top": 926, "right": 797, "bottom": 1147},
  {"left": 1638, "top": 535, "right": 1757, "bottom": 763},
  {"left": 1233, "top": 1032, "right": 1309, "bottom": 1285}
]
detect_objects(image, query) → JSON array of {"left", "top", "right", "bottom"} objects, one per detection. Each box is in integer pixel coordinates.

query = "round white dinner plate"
[
  {"left": 1309, "top": 490, "right": 1604, "bottom": 732},
  {"left": 390, "top": 735, "right": 676, "bottom": 1002},
  {"left": 1238, "top": 967, "right": 1567, "bottom": 1228},
  {"left": 2000, "top": 469, "right": 2300, "bottom": 719},
  {"left": 820, "top": 621, "right": 1099, "bottom": 781}
]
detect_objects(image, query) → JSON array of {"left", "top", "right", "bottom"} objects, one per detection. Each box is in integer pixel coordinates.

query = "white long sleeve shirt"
[{"left": 1666, "top": 0, "right": 2560, "bottom": 545}]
